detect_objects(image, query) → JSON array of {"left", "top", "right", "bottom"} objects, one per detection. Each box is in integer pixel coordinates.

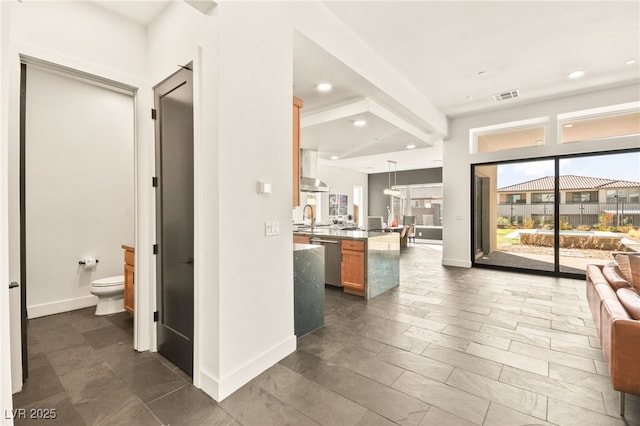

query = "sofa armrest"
[{"left": 610, "top": 318, "right": 640, "bottom": 395}]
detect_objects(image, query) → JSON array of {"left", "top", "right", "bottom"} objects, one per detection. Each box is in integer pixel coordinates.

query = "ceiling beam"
[{"left": 300, "top": 98, "right": 433, "bottom": 144}]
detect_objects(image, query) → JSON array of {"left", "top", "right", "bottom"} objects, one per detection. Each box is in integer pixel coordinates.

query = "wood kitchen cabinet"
[
  {"left": 293, "top": 235, "right": 311, "bottom": 244},
  {"left": 341, "top": 239, "right": 365, "bottom": 297},
  {"left": 122, "top": 245, "right": 134, "bottom": 313},
  {"left": 293, "top": 97, "right": 303, "bottom": 207}
]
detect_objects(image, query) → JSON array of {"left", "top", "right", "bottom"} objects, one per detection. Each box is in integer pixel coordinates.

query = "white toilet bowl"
[{"left": 90, "top": 275, "right": 125, "bottom": 315}]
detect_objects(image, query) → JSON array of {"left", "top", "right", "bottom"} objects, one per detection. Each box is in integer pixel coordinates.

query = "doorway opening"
[{"left": 15, "top": 57, "right": 136, "bottom": 388}]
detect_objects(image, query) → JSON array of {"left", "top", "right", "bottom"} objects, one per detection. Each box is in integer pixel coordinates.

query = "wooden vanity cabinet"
[
  {"left": 122, "top": 245, "right": 134, "bottom": 312},
  {"left": 341, "top": 239, "right": 365, "bottom": 297}
]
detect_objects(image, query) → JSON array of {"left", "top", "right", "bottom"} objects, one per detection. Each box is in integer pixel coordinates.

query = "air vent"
[{"left": 493, "top": 90, "right": 520, "bottom": 102}]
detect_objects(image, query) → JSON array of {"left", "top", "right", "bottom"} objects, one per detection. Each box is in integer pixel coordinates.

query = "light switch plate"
[
  {"left": 265, "top": 221, "right": 280, "bottom": 236},
  {"left": 258, "top": 180, "right": 272, "bottom": 195}
]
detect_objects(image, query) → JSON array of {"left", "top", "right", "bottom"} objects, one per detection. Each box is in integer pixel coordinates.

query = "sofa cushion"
[
  {"left": 615, "top": 254, "right": 633, "bottom": 282},
  {"left": 629, "top": 255, "right": 640, "bottom": 292},
  {"left": 602, "top": 261, "right": 631, "bottom": 290},
  {"left": 617, "top": 287, "right": 640, "bottom": 320}
]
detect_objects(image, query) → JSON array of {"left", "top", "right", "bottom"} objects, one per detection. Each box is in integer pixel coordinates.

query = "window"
[
  {"left": 470, "top": 117, "right": 548, "bottom": 154},
  {"left": 567, "top": 191, "right": 598, "bottom": 203},
  {"left": 503, "top": 193, "right": 526, "bottom": 204},
  {"left": 559, "top": 102, "right": 640, "bottom": 144},
  {"left": 607, "top": 189, "right": 629, "bottom": 203},
  {"left": 630, "top": 189, "right": 640, "bottom": 204},
  {"left": 532, "top": 193, "right": 554, "bottom": 203}
]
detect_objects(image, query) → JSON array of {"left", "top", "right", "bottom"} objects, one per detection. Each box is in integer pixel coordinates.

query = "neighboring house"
[{"left": 497, "top": 175, "right": 640, "bottom": 227}]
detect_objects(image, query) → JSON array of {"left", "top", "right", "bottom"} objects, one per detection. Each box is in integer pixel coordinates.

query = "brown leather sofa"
[{"left": 586, "top": 258, "right": 640, "bottom": 417}]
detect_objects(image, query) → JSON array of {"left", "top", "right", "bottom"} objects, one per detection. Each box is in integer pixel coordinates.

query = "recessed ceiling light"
[
  {"left": 330, "top": 155, "right": 338, "bottom": 160},
  {"left": 564, "top": 124, "right": 574, "bottom": 128},
  {"left": 568, "top": 70, "right": 585, "bottom": 79},
  {"left": 627, "top": 59, "right": 637, "bottom": 65},
  {"left": 406, "top": 144, "right": 416, "bottom": 149},
  {"left": 316, "top": 82, "right": 332, "bottom": 92},
  {"left": 353, "top": 119, "right": 367, "bottom": 127}
]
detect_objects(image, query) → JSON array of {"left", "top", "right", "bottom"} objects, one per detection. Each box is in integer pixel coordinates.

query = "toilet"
[{"left": 90, "top": 275, "right": 125, "bottom": 315}]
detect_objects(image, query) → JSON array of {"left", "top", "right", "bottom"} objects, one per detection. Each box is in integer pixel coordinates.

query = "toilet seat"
[{"left": 91, "top": 275, "right": 124, "bottom": 287}]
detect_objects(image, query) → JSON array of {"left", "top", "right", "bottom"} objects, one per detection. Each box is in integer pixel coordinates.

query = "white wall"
[
  {"left": 443, "top": 84, "right": 640, "bottom": 268},
  {"left": 25, "top": 66, "right": 134, "bottom": 318},
  {"left": 1, "top": 2, "right": 16, "bottom": 423},
  {"left": 319, "top": 163, "right": 368, "bottom": 223},
  {"left": 292, "top": 164, "right": 368, "bottom": 224}
]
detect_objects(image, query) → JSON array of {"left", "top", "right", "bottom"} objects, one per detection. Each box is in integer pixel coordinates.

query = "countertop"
[
  {"left": 293, "top": 228, "right": 389, "bottom": 240},
  {"left": 293, "top": 243, "right": 323, "bottom": 251}
]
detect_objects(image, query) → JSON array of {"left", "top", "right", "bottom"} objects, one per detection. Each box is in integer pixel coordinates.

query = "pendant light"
[{"left": 383, "top": 160, "right": 401, "bottom": 197}]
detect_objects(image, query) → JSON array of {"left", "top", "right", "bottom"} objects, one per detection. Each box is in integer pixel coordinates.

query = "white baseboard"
[
  {"left": 442, "top": 258, "right": 472, "bottom": 268},
  {"left": 28, "top": 295, "right": 97, "bottom": 319},
  {"left": 199, "top": 334, "right": 296, "bottom": 402}
]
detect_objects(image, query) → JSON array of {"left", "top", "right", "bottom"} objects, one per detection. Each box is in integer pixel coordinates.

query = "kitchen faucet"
[{"left": 303, "top": 204, "right": 316, "bottom": 233}]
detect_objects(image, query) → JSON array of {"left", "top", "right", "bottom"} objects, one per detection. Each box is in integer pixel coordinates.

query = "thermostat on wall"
[{"left": 258, "top": 180, "right": 272, "bottom": 195}]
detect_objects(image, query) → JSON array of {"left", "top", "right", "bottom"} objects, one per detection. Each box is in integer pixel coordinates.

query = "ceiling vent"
[{"left": 493, "top": 90, "right": 520, "bottom": 102}]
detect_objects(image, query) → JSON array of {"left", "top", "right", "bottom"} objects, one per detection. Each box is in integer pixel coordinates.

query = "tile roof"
[{"left": 498, "top": 175, "right": 640, "bottom": 192}]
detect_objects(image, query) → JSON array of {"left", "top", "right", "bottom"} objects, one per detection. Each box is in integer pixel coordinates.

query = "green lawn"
[{"left": 497, "top": 228, "right": 520, "bottom": 245}]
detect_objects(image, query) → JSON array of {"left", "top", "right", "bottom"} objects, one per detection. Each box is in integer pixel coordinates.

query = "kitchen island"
[
  {"left": 293, "top": 228, "right": 400, "bottom": 300},
  {"left": 293, "top": 243, "right": 325, "bottom": 336}
]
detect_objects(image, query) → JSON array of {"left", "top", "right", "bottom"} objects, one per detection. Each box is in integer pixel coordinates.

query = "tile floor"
[{"left": 12, "top": 245, "right": 640, "bottom": 425}]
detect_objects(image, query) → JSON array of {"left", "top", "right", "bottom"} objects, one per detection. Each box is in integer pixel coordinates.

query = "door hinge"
[
  {"left": 151, "top": 108, "right": 157, "bottom": 120},
  {"left": 153, "top": 311, "right": 159, "bottom": 322},
  {"left": 153, "top": 244, "right": 158, "bottom": 255},
  {"left": 152, "top": 176, "right": 158, "bottom": 187}
]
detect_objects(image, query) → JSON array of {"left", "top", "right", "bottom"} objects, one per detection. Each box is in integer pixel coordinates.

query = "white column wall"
[
  {"left": 443, "top": 83, "right": 640, "bottom": 268},
  {"left": 1, "top": 2, "right": 16, "bottom": 423}
]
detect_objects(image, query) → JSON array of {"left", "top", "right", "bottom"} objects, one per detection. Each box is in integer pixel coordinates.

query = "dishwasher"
[{"left": 310, "top": 237, "right": 342, "bottom": 287}]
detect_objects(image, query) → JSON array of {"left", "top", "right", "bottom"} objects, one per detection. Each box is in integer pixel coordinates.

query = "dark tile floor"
[{"left": 12, "top": 245, "right": 640, "bottom": 425}]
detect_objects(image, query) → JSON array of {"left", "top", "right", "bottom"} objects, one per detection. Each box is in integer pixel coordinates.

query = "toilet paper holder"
[{"left": 78, "top": 259, "right": 100, "bottom": 265}]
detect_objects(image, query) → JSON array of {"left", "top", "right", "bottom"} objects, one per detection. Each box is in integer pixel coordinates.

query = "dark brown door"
[{"left": 154, "top": 65, "right": 194, "bottom": 376}]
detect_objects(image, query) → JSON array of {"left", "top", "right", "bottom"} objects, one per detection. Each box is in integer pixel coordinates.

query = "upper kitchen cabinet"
[{"left": 293, "top": 97, "right": 303, "bottom": 207}]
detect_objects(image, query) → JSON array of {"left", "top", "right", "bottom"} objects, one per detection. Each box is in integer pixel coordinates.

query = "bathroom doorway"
[
  {"left": 17, "top": 58, "right": 136, "bottom": 384},
  {"left": 153, "top": 65, "right": 194, "bottom": 376}
]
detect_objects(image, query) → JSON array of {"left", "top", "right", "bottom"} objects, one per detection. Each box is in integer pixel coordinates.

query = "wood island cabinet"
[
  {"left": 293, "top": 235, "right": 311, "bottom": 244},
  {"left": 293, "top": 97, "right": 303, "bottom": 207},
  {"left": 122, "top": 245, "right": 134, "bottom": 313},
  {"left": 341, "top": 239, "right": 365, "bottom": 297}
]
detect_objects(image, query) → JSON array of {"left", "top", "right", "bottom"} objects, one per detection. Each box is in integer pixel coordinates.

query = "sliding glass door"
[
  {"left": 473, "top": 150, "right": 640, "bottom": 277},
  {"left": 559, "top": 152, "right": 640, "bottom": 274}
]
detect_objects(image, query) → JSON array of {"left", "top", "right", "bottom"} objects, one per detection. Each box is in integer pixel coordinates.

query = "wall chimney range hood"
[{"left": 300, "top": 149, "right": 330, "bottom": 193}]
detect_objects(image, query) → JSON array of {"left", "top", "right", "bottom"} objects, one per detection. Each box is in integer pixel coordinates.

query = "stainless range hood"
[{"left": 300, "top": 149, "right": 330, "bottom": 193}]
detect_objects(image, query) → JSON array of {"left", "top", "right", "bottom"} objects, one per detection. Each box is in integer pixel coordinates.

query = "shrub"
[
  {"left": 524, "top": 218, "right": 535, "bottom": 229},
  {"left": 629, "top": 228, "right": 640, "bottom": 239},
  {"left": 599, "top": 212, "right": 614, "bottom": 227},
  {"left": 497, "top": 217, "right": 510, "bottom": 226},
  {"left": 560, "top": 220, "right": 572, "bottom": 230},
  {"left": 576, "top": 224, "right": 591, "bottom": 231}
]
